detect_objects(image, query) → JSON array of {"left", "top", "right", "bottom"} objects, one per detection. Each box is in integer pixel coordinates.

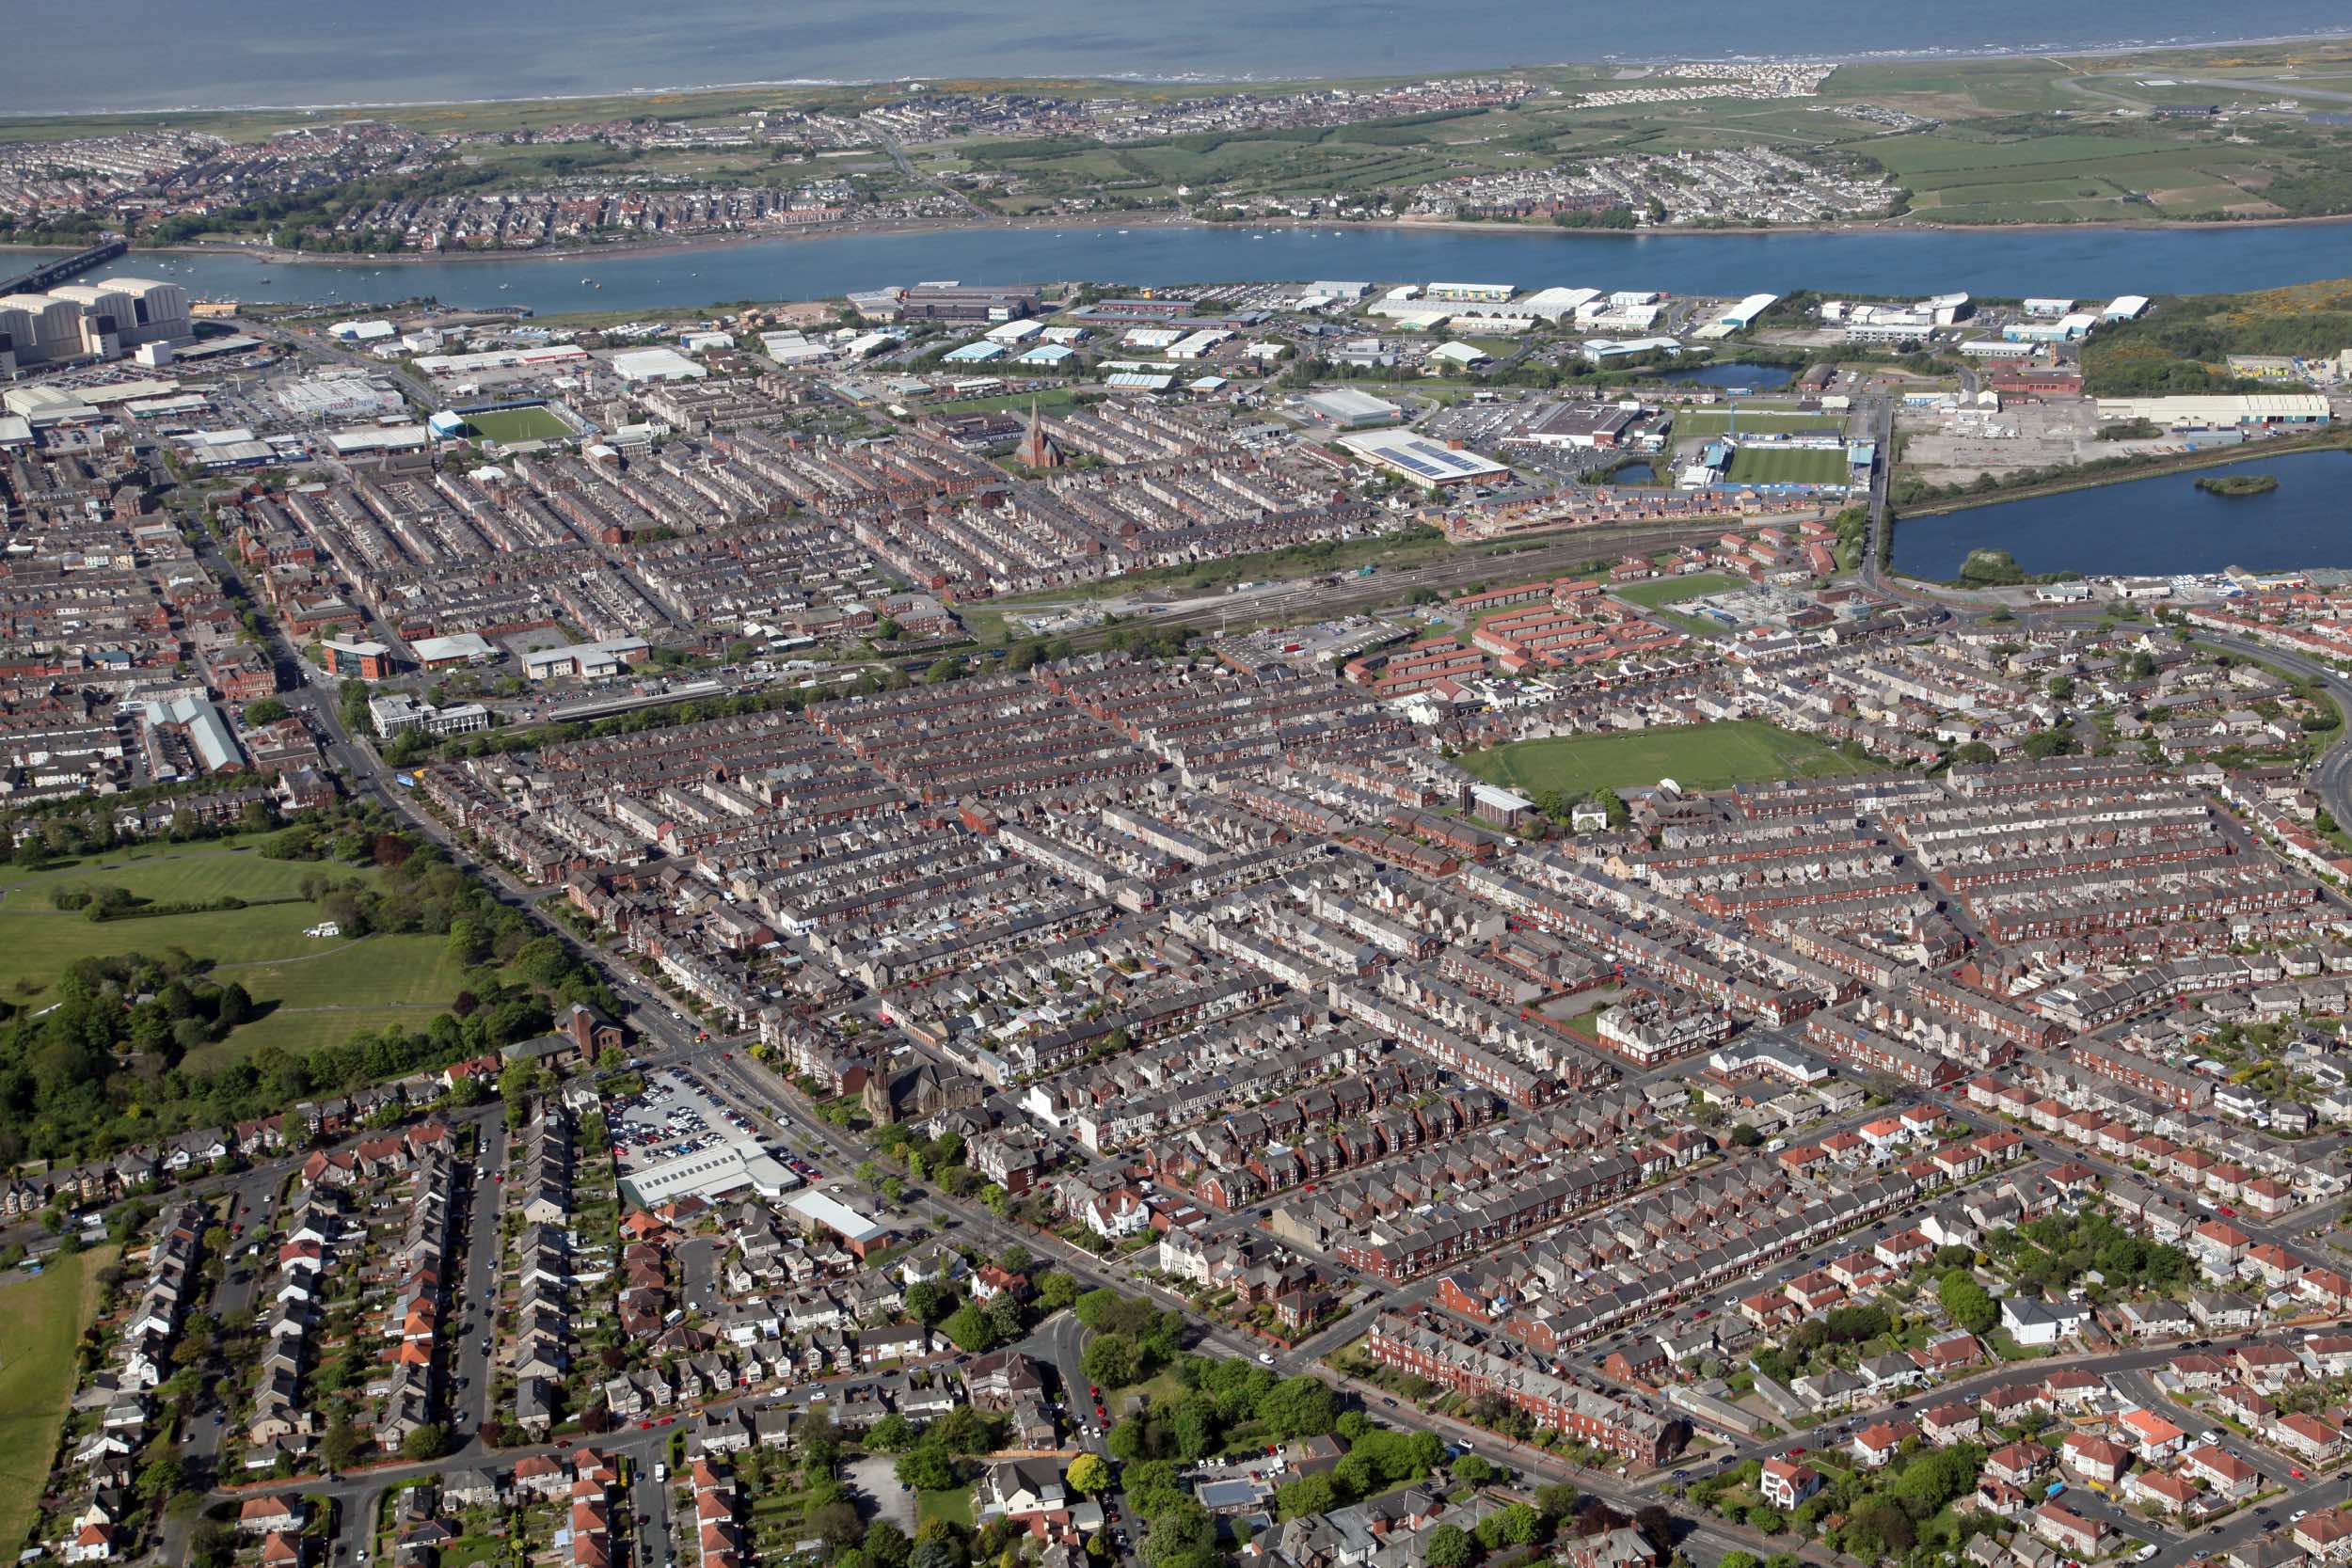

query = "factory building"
[
  {"left": 1425, "top": 281, "right": 1516, "bottom": 303},
  {"left": 1716, "top": 293, "right": 1779, "bottom": 331},
  {"left": 0, "top": 277, "right": 188, "bottom": 371},
  {"left": 2091, "top": 393, "right": 2330, "bottom": 429}
]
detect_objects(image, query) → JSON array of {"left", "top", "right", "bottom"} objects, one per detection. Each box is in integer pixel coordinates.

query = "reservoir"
[
  {"left": 19, "top": 217, "right": 2352, "bottom": 316},
  {"left": 1654, "top": 361, "right": 1801, "bottom": 391},
  {"left": 1893, "top": 450, "right": 2352, "bottom": 580}
]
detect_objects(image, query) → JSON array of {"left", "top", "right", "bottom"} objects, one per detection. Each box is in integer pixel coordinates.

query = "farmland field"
[
  {"left": 1459, "top": 721, "right": 1873, "bottom": 798},
  {"left": 1726, "top": 447, "right": 1854, "bottom": 485},
  {"left": 0, "top": 1246, "right": 117, "bottom": 1558}
]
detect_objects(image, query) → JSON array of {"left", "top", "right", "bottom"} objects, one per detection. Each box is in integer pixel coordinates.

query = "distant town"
[{"left": 9, "top": 41, "right": 2352, "bottom": 255}]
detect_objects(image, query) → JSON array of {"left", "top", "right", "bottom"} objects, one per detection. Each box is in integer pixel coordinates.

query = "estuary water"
[
  {"left": 1893, "top": 451, "right": 2352, "bottom": 580},
  {"left": 20, "top": 218, "right": 2352, "bottom": 317}
]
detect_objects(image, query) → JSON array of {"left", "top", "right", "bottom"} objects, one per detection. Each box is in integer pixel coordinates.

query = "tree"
[
  {"left": 1256, "top": 1375, "right": 1338, "bottom": 1438},
  {"left": 910, "top": 1540, "right": 961, "bottom": 1568},
  {"left": 1107, "top": 1418, "right": 1152, "bottom": 1463},
  {"left": 244, "top": 697, "right": 291, "bottom": 725},
  {"left": 1082, "top": 1332, "right": 1139, "bottom": 1388},
  {"left": 1036, "top": 1271, "right": 1080, "bottom": 1310},
  {"left": 895, "top": 1446, "right": 957, "bottom": 1492},
  {"left": 943, "top": 1301, "right": 1002, "bottom": 1354},
  {"left": 1067, "top": 1452, "right": 1112, "bottom": 1496},
  {"left": 137, "top": 1451, "right": 185, "bottom": 1505},
  {"left": 867, "top": 1413, "right": 919, "bottom": 1452},
  {"left": 905, "top": 1279, "right": 953, "bottom": 1325},
  {"left": 1453, "top": 1453, "right": 1494, "bottom": 1487},
  {"left": 1276, "top": 1472, "right": 1339, "bottom": 1518},
  {"left": 1169, "top": 1397, "right": 1223, "bottom": 1461},
  {"left": 1496, "top": 1503, "right": 1543, "bottom": 1546},
  {"left": 402, "top": 1422, "right": 451, "bottom": 1461},
  {"left": 320, "top": 1420, "right": 360, "bottom": 1472},
  {"left": 1139, "top": 1502, "right": 1218, "bottom": 1568},
  {"left": 1423, "top": 1524, "right": 1474, "bottom": 1568},
  {"left": 1938, "top": 1268, "right": 1997, "bottom": 1337},
  {"left": 865, "top": 1522, "right": 914, "bottom": 1568}
]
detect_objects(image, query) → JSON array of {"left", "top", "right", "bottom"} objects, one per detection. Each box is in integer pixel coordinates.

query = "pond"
[
  {"left": 1653, "top": 361, "right": 1801, "bottom": 392},
  {"left": 1893, "top": 450, "right": 2352, "bottom": 580}
]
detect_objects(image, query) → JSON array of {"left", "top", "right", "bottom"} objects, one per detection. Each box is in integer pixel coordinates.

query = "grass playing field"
[
  {"left": 1612, "top": 572, "right": 1746, "bottom": 609},
  {"left": 1458, "top": 721, "right": 1874, "bottom": 798},
  {"left": 0, "top": 1246, "right": 117, "bottom": 1557},
  {"left": 1725, "top": 447, "right": 1855, "bottom": 486},
  {"left": 461, "top": 405, "right": 573, "bottom": 443},
  {"left": 1672, "top": 408, "right": 1845, "bottom": 441},
  {"left": 0, "top": 838, "right": 469, "bottom": 1066}
]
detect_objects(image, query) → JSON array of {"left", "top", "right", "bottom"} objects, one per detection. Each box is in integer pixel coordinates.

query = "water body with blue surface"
[
  {"left": 6, "top": 1, "right": 2351, "bottom": 114},
  {"left": 19, "top": 218, "right": 2352, "bottom": 317},
  {"left": 1894, "top": 451, "right": 2352, "bottom": 580}
]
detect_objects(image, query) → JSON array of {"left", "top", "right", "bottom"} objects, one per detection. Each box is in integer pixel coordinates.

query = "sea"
[
  {"left": 14, "top": 221, "right": 2352, "bottom": 318},
  {"left": 2, "top": 0, "right": 2349, "bottom": 114}
]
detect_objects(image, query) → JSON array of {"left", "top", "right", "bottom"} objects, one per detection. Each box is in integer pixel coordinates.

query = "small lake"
[
  {"left": 1654, "top": 361, "right": 1800, "bottom": 391},
  {"left": 1894, "top": 450, "right": 2352, "bottom": 580},
  {"left": 1608, "top": 464, "right": 1658, "bottom": 485}
]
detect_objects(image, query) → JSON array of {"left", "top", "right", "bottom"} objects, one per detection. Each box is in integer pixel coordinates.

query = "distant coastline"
[{"left": 2, "top": 28, "right": 2350, "bottom": 121}]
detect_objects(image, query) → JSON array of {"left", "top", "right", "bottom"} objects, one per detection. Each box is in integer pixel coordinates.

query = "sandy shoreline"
[{"left": 3, "top": 28, "right": 2350, "bottom": 119}]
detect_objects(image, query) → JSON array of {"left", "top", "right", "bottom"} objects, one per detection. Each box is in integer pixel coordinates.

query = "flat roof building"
[
  {"left": 1337, "top": 428, "right": 1512, "bottom": 488},
  {"left": 1298, "top": 388, "right": 1403, "bottom": 429}
]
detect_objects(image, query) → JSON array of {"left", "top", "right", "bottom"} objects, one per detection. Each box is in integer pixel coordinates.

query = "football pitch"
[
  {"left": 462, "top": 405, "right": 573, "bottom": 443},
  {"left": 1725, "top": 445, "right": 1853, "bottom": 485}
]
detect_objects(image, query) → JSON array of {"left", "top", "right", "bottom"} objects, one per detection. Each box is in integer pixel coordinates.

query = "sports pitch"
[
  {"left": 461, "top": 405, "right": 573, "bottom": 443},
  {"left": 1725, "top": 446, "right": 1853, "bottom": 485}
]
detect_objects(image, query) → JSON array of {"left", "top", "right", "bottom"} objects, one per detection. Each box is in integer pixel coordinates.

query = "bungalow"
[{"left": 2001, "top": 1294, "right": 2088, "bottom": 1347}]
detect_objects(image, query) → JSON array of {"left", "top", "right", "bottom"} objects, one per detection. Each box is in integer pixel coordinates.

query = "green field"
[
  {"left": 1673, "top": 408, "right": 1844, "bottom": 441},
  {"left": 1613, "top": 573, "right": 1745, "bottom": 609},
  {"left": 1725, "top": 446, "right": 1854, "bottom": 485},
  {"left": 1459, "top": 721, "right": 1874, "bottom": 798},
  {"left": 461, "top": 405, "right": 573, "bottom": 443},
  {"left": 0, "top": 839, "right": 467, "bottom": 1064},
  {"left": 0, "top": 1246, "right": 117, "bottom": 1556}
]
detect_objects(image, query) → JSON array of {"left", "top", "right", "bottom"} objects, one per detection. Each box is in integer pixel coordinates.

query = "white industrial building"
[
  {"left": 2091, "top": 393, "right": 2330, "bottom": 429},
  {"left": 0, "top": 276, "right": 186, "bottom": 372},
  {"left": 1716, "top": 293, "right": 1779, "bottom": 330},
  {"left": 1425, "top": 281, "right": 1515, "bottom": 303}
]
